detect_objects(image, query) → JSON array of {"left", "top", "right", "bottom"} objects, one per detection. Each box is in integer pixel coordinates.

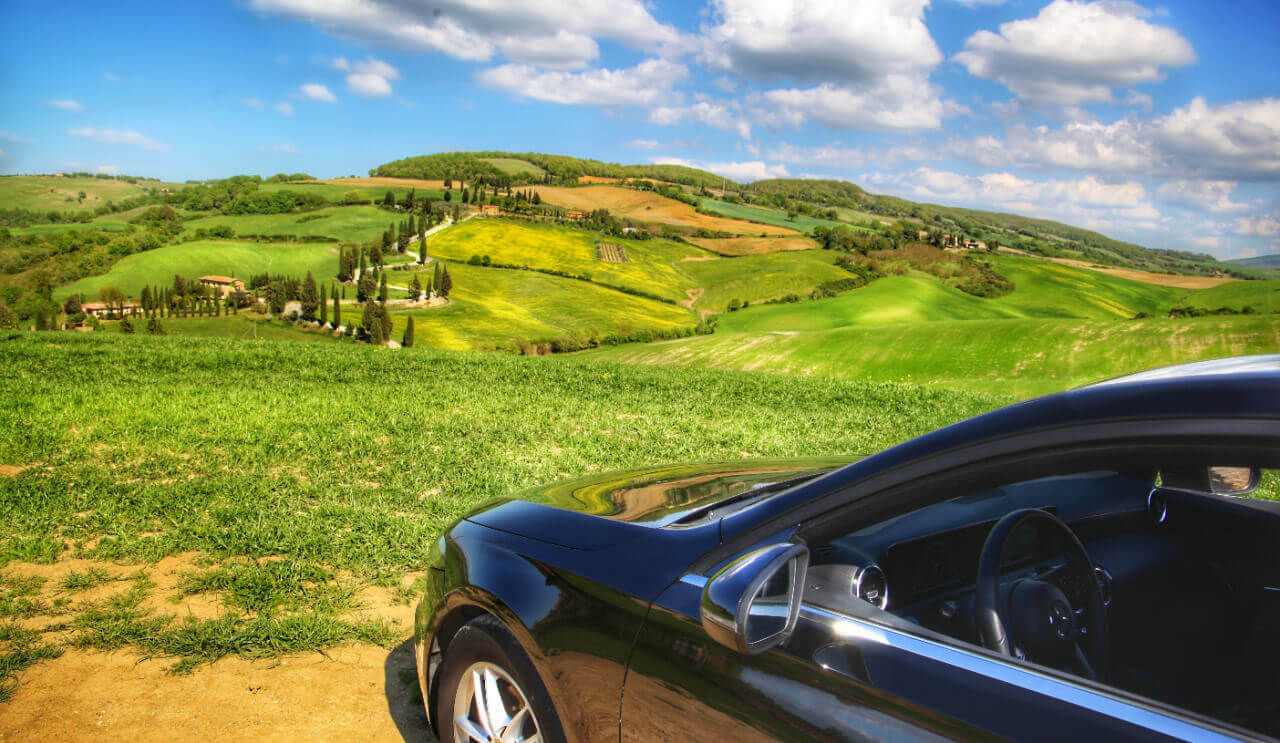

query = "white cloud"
[
  {"left": 758, "top": 75, "right": 966, "bottom": 131},
  {"left": 242, "top": 97, "right": 265, "bottom": 109},
  {"left": 946, "top": 97, "right": 1280, "bottom": 181},
  {"left": 46, "top": 99, "right": 84, "bottom": 111},
  {"left": 1235, "top": 214, "right": 1280, "bottom": 237},
  {"left": 1191, "top": 236, "right": 1223, "bottom": 249},
  {"left": 68, "top": 127, "right": 170, "bottom": 151},
  {"left": 1156, "top": 180, "right": 1249, "bottom": 213},
  {"left": 96, "top": 165, "right": 119, "bottom": 175},
  {"left": 249, "top": 0, "right": 687, "bottom": 70},
  {"left": 1234, "top": 247, "right": 1258, "bottom": 259},
  {"left": 867, "top": 167, "right": 1157, "bottom": 226},
  {"left": 955, "top": 0, "right": 1195, "bottom": 105},
  {"left": 102, "top": 72, "right": 118, "bottom": 82},
  {"left": 299, "top": 83, "right": 337, "bottom": 102},
  {"left": 262, "top": 143, "right": 299, "bottom": 154},
  {"left": 274, "top": 102, "right": 294, "bottom": 116},
  {"left": 653, "top": 156, "right": 789, "bottom": 182},
  {"left": 334, "top": 57, "right": 400, "bottom": 98},
  {"left": 1154, "top": 97, "right": 1280, "bottom": 181},
  {"left": 701, "top": 0, "right": 941, "bottom": 84},
  {"left": 497, "top": 30, "right": 600, "bottom": 70},
  {"left": 766, "top": 140, "right": 940, "bottom": 169},
  {"left": 476, "top": 59, "right": 687, "bottom": 107},
  {"left": 0, "top": 131, "right": 30, "bottom": 143},
  {"left": 1124, "top": 90, "right": 1154, "bottom": 112},
  {"left": 649, "top": 101, "right": 751, "bottom": 139},
  {"left": 626, "top": 139, "right": 662, "bottom": 150}
]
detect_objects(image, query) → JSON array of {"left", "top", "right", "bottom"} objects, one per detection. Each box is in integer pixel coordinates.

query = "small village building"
[
  {"left": 480, "top": 204, "right": 500, "bottom": 216},
  {"left": 199, "top": 275, "right": 245, "bottom": 296},
  {"left": 566, "top": 209, "right": 586, "bottom": 221}
]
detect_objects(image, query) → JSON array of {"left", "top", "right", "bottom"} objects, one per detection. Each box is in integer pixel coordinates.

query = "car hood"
[{"left": 464, "top": 456, "right": 856, "bottom": 550}]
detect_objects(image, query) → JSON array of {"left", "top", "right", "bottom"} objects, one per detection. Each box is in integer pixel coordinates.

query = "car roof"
[{"left": 715, "top": 355, "right": 1280, "bottom": 548}]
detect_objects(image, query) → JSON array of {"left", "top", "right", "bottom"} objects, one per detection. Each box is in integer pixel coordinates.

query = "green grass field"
[
  {"left": 423, "top": 219, "right": 710, "bottom": 303},
  {"left": 55, "top": 240, "right": 345, "bottom": 299},
  {"left": 183, "top": 206, "right": 399, "bottom": 243},
  {"left": 9, "top": 219, "right": 130, "bottom": 236},
  {"left": 394, "top": 261, "right": 698, "bottom": 350},
  {"left": 0, "top": 332, "right": 1003, "bottom": 681},
  {"left": 985, "top": 255, "right": 1183, "bottom": 319},
  {"left": 678, "top": 251, "right": 851, "bottom": 311},
  {"left": 477, "top": 157, "right": 546, "bottom": 177},
  {"left": 0, "top": 175, "right": 181, "bottom": 213},
  {"left": 588, "top": 314, "right": 1280, "bottom": 398},
  {"left": 147, "top": 314, "right": 343, "bottom": 343},
  {"left": 701, "top": 199, "right": 864, "bottom": 234},
  {"left": 1176, "top": 279, "right": 1280, "bottom": 313},
  {"left": 258, "top": 181, "right": 444, "bottom": 204}
]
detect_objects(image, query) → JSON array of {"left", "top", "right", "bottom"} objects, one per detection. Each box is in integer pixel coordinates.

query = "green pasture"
[
  {"left": 477, "top": 158, "right": 546, "bottom": 177},
  {"left": 0, "top": 333, "right": 1002, "bottom": 681},
  {"left": 678, "top": 251, "right": 851, "bottom": 311},
  {"left": 395, "top": 261, "right": 698, "bottom": 350},
  {"left": 55, "top": 240, "right": 344, "bottom": 299},
  {"left": 587, "top": 314, "right": 1280, "bottom": 398},
  {"left": 183, "top": 205, "right": 398, "bottom": 243},
  {"left": 0, "top": 175, "right": 181, "bottom": 213},
  {"left": 700, "top": 199, "right": 864, "bottom": 234},
  {"left": 422, "top": 219, "right": 709, "bottom": 303},
  {"left": 259, "top": 181, "right": 444, "bottom": 204},
  {"left": 1175, "top": 280, "right": 1280, "bottom": 313}
]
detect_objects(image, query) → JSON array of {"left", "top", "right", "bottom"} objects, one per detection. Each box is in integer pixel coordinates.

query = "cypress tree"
[
  {"left": 379, "top": 304, "right": 392, "bottom": 340},
  {"left": 441, "top": 267, "right": 453, "bottom": 297},
  {"left": 378, "top": 272, "right": 388, "bottom": 303},
  {"left": 333, "top": 290, "right": 341, "bottom": 328},
  {"left": 320, "top": 292, "right": 328, "bottom": 326},
  {"left": 433, "top": 262, "right": 443, "bottom": 295},
  {"left": 359, "top": 249, "right": 367, "bottom": 277},
  {"left": 403, "top": 316, "right": 415, "bottom": 347},
  {"left": 370, "top": 319, "right": 384, "bottom": 346},
  {"left": 301, "top": 272, "right": 319, "bottom": 320}
]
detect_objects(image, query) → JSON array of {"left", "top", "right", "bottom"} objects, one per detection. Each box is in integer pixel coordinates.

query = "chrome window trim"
[{"left": 800, "top": 605, "right": 1243, "bottom": 742}]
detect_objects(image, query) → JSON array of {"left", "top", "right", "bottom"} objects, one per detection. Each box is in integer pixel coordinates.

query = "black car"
[{"left": 414, "top": 356, "right": 1280, "bottom": 743}]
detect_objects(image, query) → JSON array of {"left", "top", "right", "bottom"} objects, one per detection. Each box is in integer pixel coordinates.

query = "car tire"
[{"left": 434, "top": 615, "right": 566, "bottom": 743}]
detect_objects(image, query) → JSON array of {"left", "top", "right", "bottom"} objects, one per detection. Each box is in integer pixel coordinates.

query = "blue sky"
[{"left": 1, "top": 0, "right": 1277, "bottom": 260}]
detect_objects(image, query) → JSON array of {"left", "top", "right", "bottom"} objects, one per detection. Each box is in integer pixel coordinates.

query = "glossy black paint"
[{"left": 414, "top": 356, "right": 1280, "bottom": 742}]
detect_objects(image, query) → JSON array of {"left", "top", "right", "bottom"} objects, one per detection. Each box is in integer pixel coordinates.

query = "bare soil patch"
[
  {"left": 576, "top": 175, "right": 618, "bottom": 184},
  {"left": 0, "top": 645, "right": 430, "bottom": 743},
  {"left": 534, "top": 186, "right": 799, "bottom": 236},
  {"left": 596, "top": 243, "right": 628, "bottom": 263},
  {"left": 686, "top": 236, "right": 818, "bottom": 256},
  {"left": 0, "top": 464, "right": 33, "bottom": 478}
]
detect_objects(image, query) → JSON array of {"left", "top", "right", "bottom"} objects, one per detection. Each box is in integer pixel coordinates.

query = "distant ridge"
[{"left": 1228, "top": 254, "right": 1280, "bottom": 269}]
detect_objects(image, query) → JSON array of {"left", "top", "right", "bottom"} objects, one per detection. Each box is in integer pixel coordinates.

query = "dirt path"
[
  {"left": 0, "top": 645, "right": 432, "bottom": 743},
  {"left": 679, "top": 287, "right": 704, "bottom": 309}
]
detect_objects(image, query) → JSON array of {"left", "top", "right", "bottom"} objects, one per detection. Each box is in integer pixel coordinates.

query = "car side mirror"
[
  {"left": 700, "top": 543, "right": 809, "bottom": 655},
  {"left": 1206, "top": 466, "right": 1262, "bottom": 496},
  {"left": 1161, "top": 466, "right": 1262, "bottom": 497}
]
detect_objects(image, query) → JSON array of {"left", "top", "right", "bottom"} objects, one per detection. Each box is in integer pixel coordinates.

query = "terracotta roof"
[{"left": 200, "top": 275, "right": 241, "bottom": 283}]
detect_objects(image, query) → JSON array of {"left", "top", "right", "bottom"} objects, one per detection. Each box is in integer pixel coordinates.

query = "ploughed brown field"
[{"left": 533, "top": 185, "right": 801, "bottom": 236}]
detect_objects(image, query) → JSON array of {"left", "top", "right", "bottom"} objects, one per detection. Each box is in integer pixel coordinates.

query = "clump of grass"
[
  {"left": 154, "top": 613, "right": 394, "bottom": 675},
  {"left": 0, "top": 623, "right": 63, "bottom": 703},
  {"left": 178, "top": 561, "right": 337, "bottom": 616},
  {"left": 0, "top": 574, "right": 50, "bottom": 620},
  {"left": 57, "top": 567, "right": 114, "bottom": 592}
]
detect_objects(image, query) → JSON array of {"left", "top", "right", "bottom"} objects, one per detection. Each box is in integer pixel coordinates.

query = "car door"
[{"left": 619, "top": 550, "right": 1244, "bottom": 742}]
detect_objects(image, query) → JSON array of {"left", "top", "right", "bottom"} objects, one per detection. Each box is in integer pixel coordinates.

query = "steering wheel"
[{"left": 974, "top": 509, "right": 1110, "bottom": 681}]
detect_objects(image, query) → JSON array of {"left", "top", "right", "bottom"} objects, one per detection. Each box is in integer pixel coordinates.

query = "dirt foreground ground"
[{"left": 0, "top": 643, "right": 432, "bottom": 742}]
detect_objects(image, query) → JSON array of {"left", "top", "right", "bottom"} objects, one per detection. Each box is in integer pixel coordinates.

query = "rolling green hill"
[
  {"left": 394, "top": 261, "right": 697, "bottom": 351},
  {"left": 55, "top": 240, "right": 345, "bottom": 299},
  {"left": 183, "top": 206, "right": 398, "bottom": 243},
  {"left": 0, "top": 174, "right": 181, "bottom": 213},
  {"left": 422, "top": 218, "right": 709, "bottom": 303},
  {"left": 679, "top": 251, "right": 851, "bottom": 312},
  {"left": 700, "top": 199, "right": 855, "bottom": 234},
  {"left": 1228, "top": 254, "right": 1280, "bottom": 270},
  {"left": 370, "top": 151, "right": 735, "bottom": 188}
]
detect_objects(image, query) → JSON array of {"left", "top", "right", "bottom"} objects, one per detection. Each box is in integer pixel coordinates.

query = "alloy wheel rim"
[{"left": 452, "top": 661, "right": 542, "bottom": 743}]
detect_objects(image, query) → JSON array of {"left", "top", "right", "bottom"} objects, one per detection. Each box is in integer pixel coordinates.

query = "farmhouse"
[
  {"left": 199, "top": 275, "right": 245, "bottom": 296},
  {"left": 81, "top": 301, "right": 142, "bottom": 318},
  {"left": 480, "top": 204, "right": 500, "bottom": 216},
  {"left": 565, "top": 209, "right": 586, "bottom": 221}
]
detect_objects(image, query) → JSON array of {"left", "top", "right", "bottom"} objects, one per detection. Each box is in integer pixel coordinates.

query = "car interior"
[{"left": 802, "top": 464, "right": 1280, "bottom": 738}]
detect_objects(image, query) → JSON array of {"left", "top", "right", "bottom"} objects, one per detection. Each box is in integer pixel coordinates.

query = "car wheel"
[{"left": 435, "top": 616, "right": 565, "bottom": 743}]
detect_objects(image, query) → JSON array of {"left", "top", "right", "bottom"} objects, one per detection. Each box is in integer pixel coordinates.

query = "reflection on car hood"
[{"left": 464, "top": 457, "right": 856, "bottom": 550}]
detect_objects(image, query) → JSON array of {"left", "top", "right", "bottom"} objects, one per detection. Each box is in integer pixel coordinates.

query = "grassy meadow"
[
  {"left": 478, "top": 157, "right": 546, "bottom": 177},
  {"left": 679, "top": 251, "right": 850, "bottom": 311},
  {"left": 182, "top": 205, "right": 397, "bottom": 242},
  {"left": 700, "top": 198, "right": 859, "bottom": 233},
  {"left": 0, "top": 333, "right": 1004, "bottom": 683},
  {"left": 55, "top": 240, "right": 345, "bottom": 299},
  {"left": 0, "top": 175, "right": 181, "bottom": 213},
  {"left": 395, "top": 261, "right": 698, "bottom": 350},
  {"left": 423, "top": 218, "right": 711, "bottom": 303}
]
